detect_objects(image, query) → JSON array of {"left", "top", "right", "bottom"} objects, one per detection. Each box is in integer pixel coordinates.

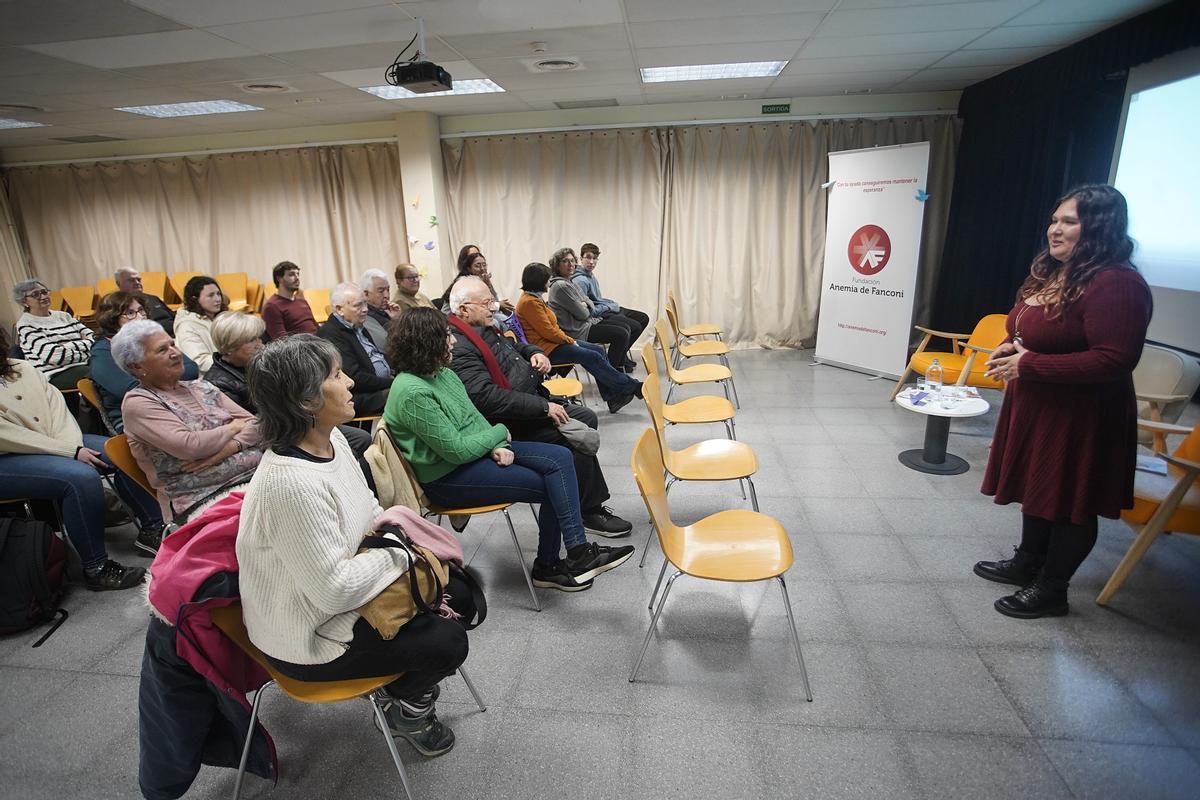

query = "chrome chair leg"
[
  {"left": 502, "top": 509, "right": 541, "bottom": 612},
  {"left": 746, "top": 478, "right": 760, "bottom": 512},
  {"left": 630, "top": 571, "right": 681, "bottom": 682},
  {"left": 638, "top": 521, "right": 657, "bottom": 567},
  {"left": 776, "top": 576, "right": 813, "bottom": 701},
  {"left": 648, "top": 556, "right": 669, "bottom": 610},
  {"left": 737, "top": 477, "right": 747, "bottom": 500},
  {"left": 728, "top": 376, "right": 740, "bottom": 408},
  {"left": 370, "top": 694, "right": 416, "bottom": 800},
  {"left": 233, "top": 680, "right": 274, "bottom": 800},
  {"left": 666, "top": 383, "right": 676, "bottom": 404},
  {"left": 458, "top": 665, "right": 487, "bottom": 712},
  {"left": 723, "top": 419, "right": 736, "bottom": 440}
]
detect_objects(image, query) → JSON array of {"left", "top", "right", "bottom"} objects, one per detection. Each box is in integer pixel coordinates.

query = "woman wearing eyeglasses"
[
  {"left": 89, "top": 292, "right": 200, "bottom": 433},
  {"left": 12, "top": 278, "right": 94, "bottom": 391}
]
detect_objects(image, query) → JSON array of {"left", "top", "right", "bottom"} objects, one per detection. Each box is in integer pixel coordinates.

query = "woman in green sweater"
[{"left": 384, "top": 307, "right": 633, "bottom": 592}]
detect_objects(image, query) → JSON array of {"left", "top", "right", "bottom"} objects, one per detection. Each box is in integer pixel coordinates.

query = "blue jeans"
[
  {"left": 551, "top": 341, "right": 640, "bottom": 401},
  {"left": 0, "top": 434, "right": 162, "bottom": 570},
  {"left": 421, "top": 441, "right": 586, "bottom": 564}
]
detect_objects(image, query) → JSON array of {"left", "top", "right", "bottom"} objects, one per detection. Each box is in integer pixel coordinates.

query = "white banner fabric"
[{"left": 814, "top": 142, "right": 931, "bottom": 378}]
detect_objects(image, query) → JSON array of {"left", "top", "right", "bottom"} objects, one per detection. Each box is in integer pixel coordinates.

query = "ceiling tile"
[
  {"left": 76, "top": 117, "right": 226, "bottom": 137},
  {"left": 509, "top": 84, "right": 643, "bottom": 104},
  {"left": 641, "top": 77, "right": 778, "bottom": 96},
  {"left": 626, "top": 0, "right": 836, "bottom": 23},
  {"left": 110, "top": 57, "right": 298, "bottom": 86},
  {"left": 0, "top": 93, "right": 97, "bottom": 113},
  {"left": 181, "top": 110, "right": 315, "bottom": 132},
  {"left": 0, "top": 0, "right": 185, "bottom": 46},
  {"left": 127, "top": 0, "right": 398, "bottom": 29},
  {"left": 0, "top": 47, "right": 81, "bottom": 77},
  {"left": 54, "top": 86, "right": 218, "bottom": 110},
  {"left": 782, "top": 52, "right": 947, "bottom": 75},
  {"left": 770, "top": 69, "right": 920, "bottom": 93},
  {"left": 0, "top": 69, "right": 160, "bottom": 97},
  {"left": 16, "top": 108, "right": 135, "bottom": 126},
  {"left": 630, "top": 14, "right": 825, "bottom": 48},
  {"left": 240, "top": 87, "right": 388, "bottom": 110},
  {"left": 933, "top": 46, "right": 1055, "bottom": 68},
  {"left": 0, "top": 125, "right": 98, "bottom": 144},
  {"left": 910, "top": 65, "right": 1009, "bottom": 83},
  {"left": 817, "top": 1, "right": 1038, "bottom": 37},
  {"left": 493, "top": 69, "right": 642, "bottom": 92},
  {"left": 439, "top": 25, "right": 630, "bottom": 59},
  {"left": 636, "top": 41, "right": 807, "bottom": 68},
  {"left": 375, "top": 93, "right": 533, "bottom": 115},
  {"left": 381, "top": 0, "right": 625, "bottom": 35},
  {"left": 964, "top": 21, "right": 1099, "bottom": 49},
  {"left": 836, "top": 0, "right": 1004, "bottom": 6},
  {"left": 801, "top": 29, "right": 988, "bottom": 58},
  {"left": 27, "top": 30, "right": 260, "bottom": 70},
  {"left": 275, "top": 103, "right": 398, "bottom": 125},
  {"left": 270, "top": 41, "right": 458, "bottom": 72},
  {"left": 206, "top": 6, "right": 423, "bottom": 53},
  {"left": 1007, "top": 0, "right": 1166, "bottom": 26},
  {"left": 471, "top": 51, "right": 635, "bottom": 79},
  {"left": 322, "top": 60, "right": 487, "bottom": 90}
]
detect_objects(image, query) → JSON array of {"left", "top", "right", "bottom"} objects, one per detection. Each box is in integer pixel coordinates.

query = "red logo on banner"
[{"left": 848, "top": 224, "right": 891, "bottom": 275}]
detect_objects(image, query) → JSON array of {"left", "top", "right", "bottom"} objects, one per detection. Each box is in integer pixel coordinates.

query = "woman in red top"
[{"left": 975, "top": 185, "right": 1152, "bottom": 619}]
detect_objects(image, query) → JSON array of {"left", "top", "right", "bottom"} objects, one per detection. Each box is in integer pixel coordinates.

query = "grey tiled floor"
[{"left": 3, "top": 347, "right": 1199, "bottom": 799}]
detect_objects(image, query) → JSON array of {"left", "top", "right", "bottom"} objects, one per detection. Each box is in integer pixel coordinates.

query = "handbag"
[{"left": 356, "top": 524, "right": 449, "bottom": 640}]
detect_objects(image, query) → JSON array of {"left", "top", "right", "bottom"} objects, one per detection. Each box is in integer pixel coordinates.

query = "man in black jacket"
[
  {"left": 447, "top": 276, "right": 631, "bottom": 537},
  {"left": 316, "top": 282, "right": 393, "bottom": 417},
  {"left": 115, "top": 266, "right": 174, "bottom": 336}
]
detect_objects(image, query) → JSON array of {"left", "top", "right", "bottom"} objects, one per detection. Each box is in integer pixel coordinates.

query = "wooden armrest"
[
  {"left": 913, "top": 325, "right": 969, "bottom": 341},
  {"left": 1162, "top": 453, "right": 1200, "bottom": 473},
  {"left": 1136, "top": 392, "right": 1188, "bottom": 404},
  {"left": 961, "top": 344, "right": 995, "bottom": 355},
  {"left": 1136, "top": 419, "right": 1193, "bottom": 435}
]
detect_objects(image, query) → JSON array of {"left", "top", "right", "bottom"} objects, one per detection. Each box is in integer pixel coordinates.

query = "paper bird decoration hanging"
[
  {"left": 408, "top": 235, "right": 421, "bottom": 246},
  {"left": 410, "top": 194, "right": 421, "bottom": 209},
  {"left": 915, "top": 188, "right": 931, "bottom": 202},
  {"left": 424, "top": 241, "right": 436, "bottom": 251},
  {"left": 428, "top": 215, "right": 439, "bottom": 227}
]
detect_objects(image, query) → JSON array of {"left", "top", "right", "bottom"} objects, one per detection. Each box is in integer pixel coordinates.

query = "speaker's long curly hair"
[{"left": 1018, "top": 184, "right": 1137, "bottom": 320}]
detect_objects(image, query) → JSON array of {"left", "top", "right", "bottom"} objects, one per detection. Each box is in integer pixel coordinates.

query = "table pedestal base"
[{"left": 898, "top": 415, "right": 970, "bottom": 475}]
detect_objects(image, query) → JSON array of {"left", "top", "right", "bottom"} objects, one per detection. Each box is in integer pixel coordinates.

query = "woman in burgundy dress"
[{"left": 975, "top": 185, "right": 1152, "bottom": 619}]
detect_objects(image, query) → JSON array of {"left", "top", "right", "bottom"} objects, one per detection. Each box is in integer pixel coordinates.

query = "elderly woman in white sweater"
[
  {"left": 237, "top": 334, "right": 473, "bottom": 758},
  {"left": 12, "top": 278, "right": 94, "bottom": 390}
]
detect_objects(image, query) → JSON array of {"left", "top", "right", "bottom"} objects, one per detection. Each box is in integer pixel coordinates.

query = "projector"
[{"left": 387, "top": 61, "right": 453, "bottom": 93}]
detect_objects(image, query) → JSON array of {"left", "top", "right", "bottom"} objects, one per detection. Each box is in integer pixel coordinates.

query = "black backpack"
[{"left": 0, "top": 517, "right": 68, "bottom": 641}]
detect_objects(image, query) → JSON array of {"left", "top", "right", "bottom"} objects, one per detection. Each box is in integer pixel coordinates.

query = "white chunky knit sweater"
[{"left": 237, "top": 428, "right": 410, "bottom": 665}]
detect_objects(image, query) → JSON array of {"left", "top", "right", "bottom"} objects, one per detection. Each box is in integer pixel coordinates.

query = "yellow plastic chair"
[
  {"left": 215, "top": 271, "right": 249, "bottom": 311},
  {"left": 245, "top": 279, "right": 263, "bottom": 314},
  {"left": 641, "top": 342, "right": 735, "bottom": 439},
  {"left": 889, "top": 314, "right": 1009, "bottom": 401},
  {"left": 1097, "top": 420, "right": 1200, "bottom": 605},
  {"left": 77, "top": 377, "right": 117, "bottom": 436},
  {"left": 59, "top": 285, "right": 97, "bottom": 319},
  {"left": 664, "top": 303, "right": 730, "bottom": 369},
  {"left": 543, "top": 375, "right": 583, "bottom": 403},
  {"left": 629, "top": 429, "right": 812, "bottom": 700},
  {"left": 666, "top": 290, "right": 723, "bottom": 340},
  {"left": 653, "top": 319, "right": 738, "bottom": 407},
  {"left": 48, "top": 290, "right": 64, "bottom": 312},
  {"left": 305, "top": 288, "right": 331, "bottom": 324},
  {"left": 96, "top": 278, "right": 118, "bottom": 298},
  {"left": 211, "top": 603, "right": 486, "bottom": 800},
  {"left": 168, "top": 271, "right": 202, "bottom": 309},
  {"left": 141, "top": 271, "right": 169, "bottom": 301},
  {"left": 103, "top": 433, "right": 157, "bottom": 498}
]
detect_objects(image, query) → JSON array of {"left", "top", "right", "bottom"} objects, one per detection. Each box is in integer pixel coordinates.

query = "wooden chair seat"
[
  {"left": 678, "top": 339, "right": 729, "bottom": 358},
  {"left": 662, "top": 394, "right": 735, "bottom": 426},
  {"left": 665, "top": 439, "right": 758, "bottom": 481},
  {"left": 669, "top": 361, "right": 733, "bottom": 385},
  {"left": 665, "top": 508, "right": 792, "bottom": 581},
  {"left": 543, "top": 377, "right": 582, "bottom": 400}
]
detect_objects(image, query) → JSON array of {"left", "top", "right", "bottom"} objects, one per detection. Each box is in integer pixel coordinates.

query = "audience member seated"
[
  {"left": 237, "top": 334, "right": 470, "bottom": 756},
  {"left": 548, "top": 247, "right": 634, "bottom": 373},
  {"left": 572, "top": 242, "right": 648, "bottom": 371},
  {"left": 90, "top": 292, "right": 200, "bottom": 433},
  {"left": 516, "top": 263, "right": 643, "bottom": 414},
  {"left": 174, "top": 275, "right": 227, "bottom": 373},
  {"left": 359, "top": 268, "right": 400, "bottom": 351},
  {"left": 12, "top": 278, "right": 93, "bottom": 390},
  {"left": 443, "top": 247, "right": 524, "bottom": 340},
  {"left": 112, "top": 320, "right": 261, "bottom": 522},
  {"left": 384, "top": 307, "right": 633, "bottom": 592},
  {"left": 261, "top": 260, "right": 317, "bottom": 340},
  {"left": 0, "top": 328, "right": 159, "bottom": 588},
  {"left": 447, "top": 276, "right": 632, "bottom": 537},
  {"left": 114, "top": 266, "right": 174, "bottom": 336},
  {"left": 317, "top": 282, "right": 394, "bottom": 418},
  {"left": 393, "top": 262, "right": 435, "bottom": 312},
  {"left": 208, "top": 311, "right": 374, "bottom": 475}
]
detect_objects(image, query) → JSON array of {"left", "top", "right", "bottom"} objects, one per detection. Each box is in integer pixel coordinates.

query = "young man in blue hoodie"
[{"left": 571, "top": 242, "right": 649, "bottom": 372}]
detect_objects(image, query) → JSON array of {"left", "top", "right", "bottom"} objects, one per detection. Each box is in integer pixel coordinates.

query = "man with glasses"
[
  {"left": 393, "top": 263, "right": 435, "bottom": 311},
  {"left": 446, "top": 276, "right": 633, "bottom": 537},
  {"left": 115, "top": 266, "right": 174, "bottom": 336},
  {"left": 316, "top": 282, "right": 393, "bottom": 417}
]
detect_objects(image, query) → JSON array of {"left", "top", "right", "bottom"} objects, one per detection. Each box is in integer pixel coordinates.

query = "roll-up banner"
[{"left": 814, "top": 142, "right": 930, "bottom": 379}]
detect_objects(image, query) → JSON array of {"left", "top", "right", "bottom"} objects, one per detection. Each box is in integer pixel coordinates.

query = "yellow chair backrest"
[
  {"left": 965, "top": 314, "right": 1009, "bottom": 356},
  {"left": 96, "top": 278, "right": 118, "bottom": 297},
  {"left": 1174, "top": 423, "right": 1200, "bottom": 467},
  {"left": 215, "top": 272, "right": 248, "bottom": 308},
  {"left": 653, "top": 319, "right": 685, "bottom": 379},
  {"left": 60, "top": 285, "right": 97, "bottom": 317},
  {"left": 48, "top": 290, "right": 64, "bottom": 311},
  {"left": 103, "top": 434, "right": 157, "bottom": 498},
  {"left": 641, "top": 366, "right": 666, "bottom": 430},
  {"left": 169, "top": 271, "right": 202, "bottom": 304},
  {"left": 641, "top": 341, "right": 659, "bottom": 376},
  {"left": 141, "top": 271, "right": 169, "bottom": 300},
  {"left": 76, "top": 377, "right": 103, "bottom": 412},
  {"left": 631, "top": 428, "right": 675, "bottom": 541},
  {"left": 305, "top": 288, "right": 331, "bottom": 323}
]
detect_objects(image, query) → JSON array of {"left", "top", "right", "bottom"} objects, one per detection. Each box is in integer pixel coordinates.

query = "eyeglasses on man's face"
[
  {"left": 463, "top": 299, "right": 499, "bottom": 309},
  {"left": 400, "top": 274, "right": 420, "bottom": 282}
]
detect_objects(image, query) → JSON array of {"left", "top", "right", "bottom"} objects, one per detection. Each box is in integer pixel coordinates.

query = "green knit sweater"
[{"left": 384, "top": 367, "right": 510, "bottom": 484}]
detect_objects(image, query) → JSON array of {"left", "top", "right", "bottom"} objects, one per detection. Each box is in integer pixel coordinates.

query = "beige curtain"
[
  {"left": 2, "top": 143, "right": 408, "bottom": 295},
  {"left": 442, "top": 128, "right": 668, "bottom": 313},
  {"left": 443, "top": 116, "right": 959, "bottom": 347},
  {"left": 0, "top": 180, "right": 31, "bottom": 331}
]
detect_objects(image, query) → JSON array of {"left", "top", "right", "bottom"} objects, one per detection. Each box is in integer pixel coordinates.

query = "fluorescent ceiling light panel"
[
  {"left": 0, "top": 118, "right": 47, "bottom": 129},
  {"left": 640, "top": 61, "right": 787, "bottom": 83},
  {"left": 360, "top": 79, "right": 505, "bottom": 99},
  {"left": 115, "top": 100, "right": 264, "bottom": 118}
]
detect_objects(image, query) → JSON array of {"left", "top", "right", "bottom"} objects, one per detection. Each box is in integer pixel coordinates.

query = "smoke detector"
[
  {"left": 533, "top": 57, "right": 580, "bottom": 72},
  {"left": 239, "top": 82, "right": 292, "bottom": 94}
]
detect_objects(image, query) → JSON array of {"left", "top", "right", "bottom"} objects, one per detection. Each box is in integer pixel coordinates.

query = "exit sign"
[{"left": 762, "top": 103, "right": 791, "bottom": 114}]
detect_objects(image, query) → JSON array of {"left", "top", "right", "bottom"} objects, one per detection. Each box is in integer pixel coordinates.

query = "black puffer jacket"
[
  {"left": 450, "top": 323, "right": 550, "bottom": 422},
  {"left": 203, "top": 355, "right": 254, "bottom": 412}
]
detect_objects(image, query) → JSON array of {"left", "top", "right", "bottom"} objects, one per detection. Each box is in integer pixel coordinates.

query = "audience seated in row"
[
  {"left": 571, "top": 242, "right": 649, "bottom": 365},
  {"left": 547, "top": 247, "right": 637, "bottom": 373},
  {"left": 12, "top": 278, "right": 94, "bottom": 390},
  {"left": 262, "top": 261, "right": 317, "bottom": 340},
  {"left": 317, "top": 282, "right": 394, "bottom": 418},
  {"left": 393, "top": 262, "right": 435, "bottom": 312},
  {"left": 114, "top": 266, "right": 174, "bottom": 336},
  {"left": 359, "top": 268, "right": 399, "bottom": 351},
  {"left": 0, "top": 327, "right": 161, "bottom": 589},
  {"left": 174, "top": 275, "right": 228, "bottom": 373},
  {"left": 443, "top": 247, "right": 525, "bottom": 341}
]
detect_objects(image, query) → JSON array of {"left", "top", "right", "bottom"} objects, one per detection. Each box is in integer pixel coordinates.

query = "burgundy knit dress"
[{"left": 981, "top": 267, "right": 1152, "bottom": 524}]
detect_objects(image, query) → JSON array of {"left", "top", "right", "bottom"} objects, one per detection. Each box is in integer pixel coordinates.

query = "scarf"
[{"left": 448, "top": 314, "right": 511, "bottom": 390}]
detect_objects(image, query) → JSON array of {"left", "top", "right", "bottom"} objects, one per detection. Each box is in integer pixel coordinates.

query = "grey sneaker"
[{"left": 377, "top": 695, "right": 456, "bottom": 757}]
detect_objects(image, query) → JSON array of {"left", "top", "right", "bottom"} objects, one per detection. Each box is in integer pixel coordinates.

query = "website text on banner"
[{"left": 814, "top": 142, "right": 930, "bottom": 379}]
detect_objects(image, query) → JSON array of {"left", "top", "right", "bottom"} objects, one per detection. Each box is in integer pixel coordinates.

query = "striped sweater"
[{"left": 16, "top": 311, "right": 94, "bottom": 378}]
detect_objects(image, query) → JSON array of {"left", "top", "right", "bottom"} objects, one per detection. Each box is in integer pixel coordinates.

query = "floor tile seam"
[
  {"left": 891, "top": 529, "right": 991, "bottom": 648},
  {"left": 971, "top": 648, "right": 1051, "bottom": 743}
]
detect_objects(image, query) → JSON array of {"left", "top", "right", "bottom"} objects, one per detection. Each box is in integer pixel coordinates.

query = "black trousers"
[
  {"left": 504, "top": 404, "right": 610, "bottom": 512},
  {"left": 615, "top": 307, "right": 649, "bottom": 340},
  {"left": 266, "top": 575, "right": 474, "bottom": 702},
  {"left": 586, "top": 317, "right": 636, "bottom": 368}
]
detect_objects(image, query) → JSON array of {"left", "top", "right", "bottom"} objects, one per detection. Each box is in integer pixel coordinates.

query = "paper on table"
[{"left": 1135, "top": 454, "right": 1169, "bottom": 475}]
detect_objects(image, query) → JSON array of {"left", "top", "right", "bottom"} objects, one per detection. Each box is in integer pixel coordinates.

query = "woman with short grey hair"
[
  {"left": 13, "top": 278, "right": 95, "bottom": 389},
  {"left": 114, "top": 319, "right": 261, "bottom": 522},
  {"left": 237, "top": 334, "right": 474, "bottom": 758}
]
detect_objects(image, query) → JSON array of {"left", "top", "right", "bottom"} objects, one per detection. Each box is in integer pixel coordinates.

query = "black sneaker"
[
  {"left": 84, "top": 559, "right": 146, "bottom": 591},
  {"left": 135, "top": 524, "right": 163, "bottom": 556},
  {"left": 565, "top": 542, "right": 635, "bottom": 583},
  {"left": 622, "top": 357, "right": 638, "bottom": 372},
  {"left": 530, "top": 559, "right": 593, "bottom": 592},
  {"left": 377, "top": 697, "right": 456, "bottom": 757},
  {"left": 607, "top": 393, "right": 635, "bottom": 413},
  {"left": 582, "top": 506, "right": 633, "bottom": 538}
]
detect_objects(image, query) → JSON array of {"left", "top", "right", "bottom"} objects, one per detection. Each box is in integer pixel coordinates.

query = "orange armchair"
[{"left": 889, "top": 314, "right": 1009, "bottom": 400}]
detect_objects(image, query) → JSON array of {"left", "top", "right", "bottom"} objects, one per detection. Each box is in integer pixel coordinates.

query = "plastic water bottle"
[{"left": 926, "top": 358, "right": 943, "bottom": 395}]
